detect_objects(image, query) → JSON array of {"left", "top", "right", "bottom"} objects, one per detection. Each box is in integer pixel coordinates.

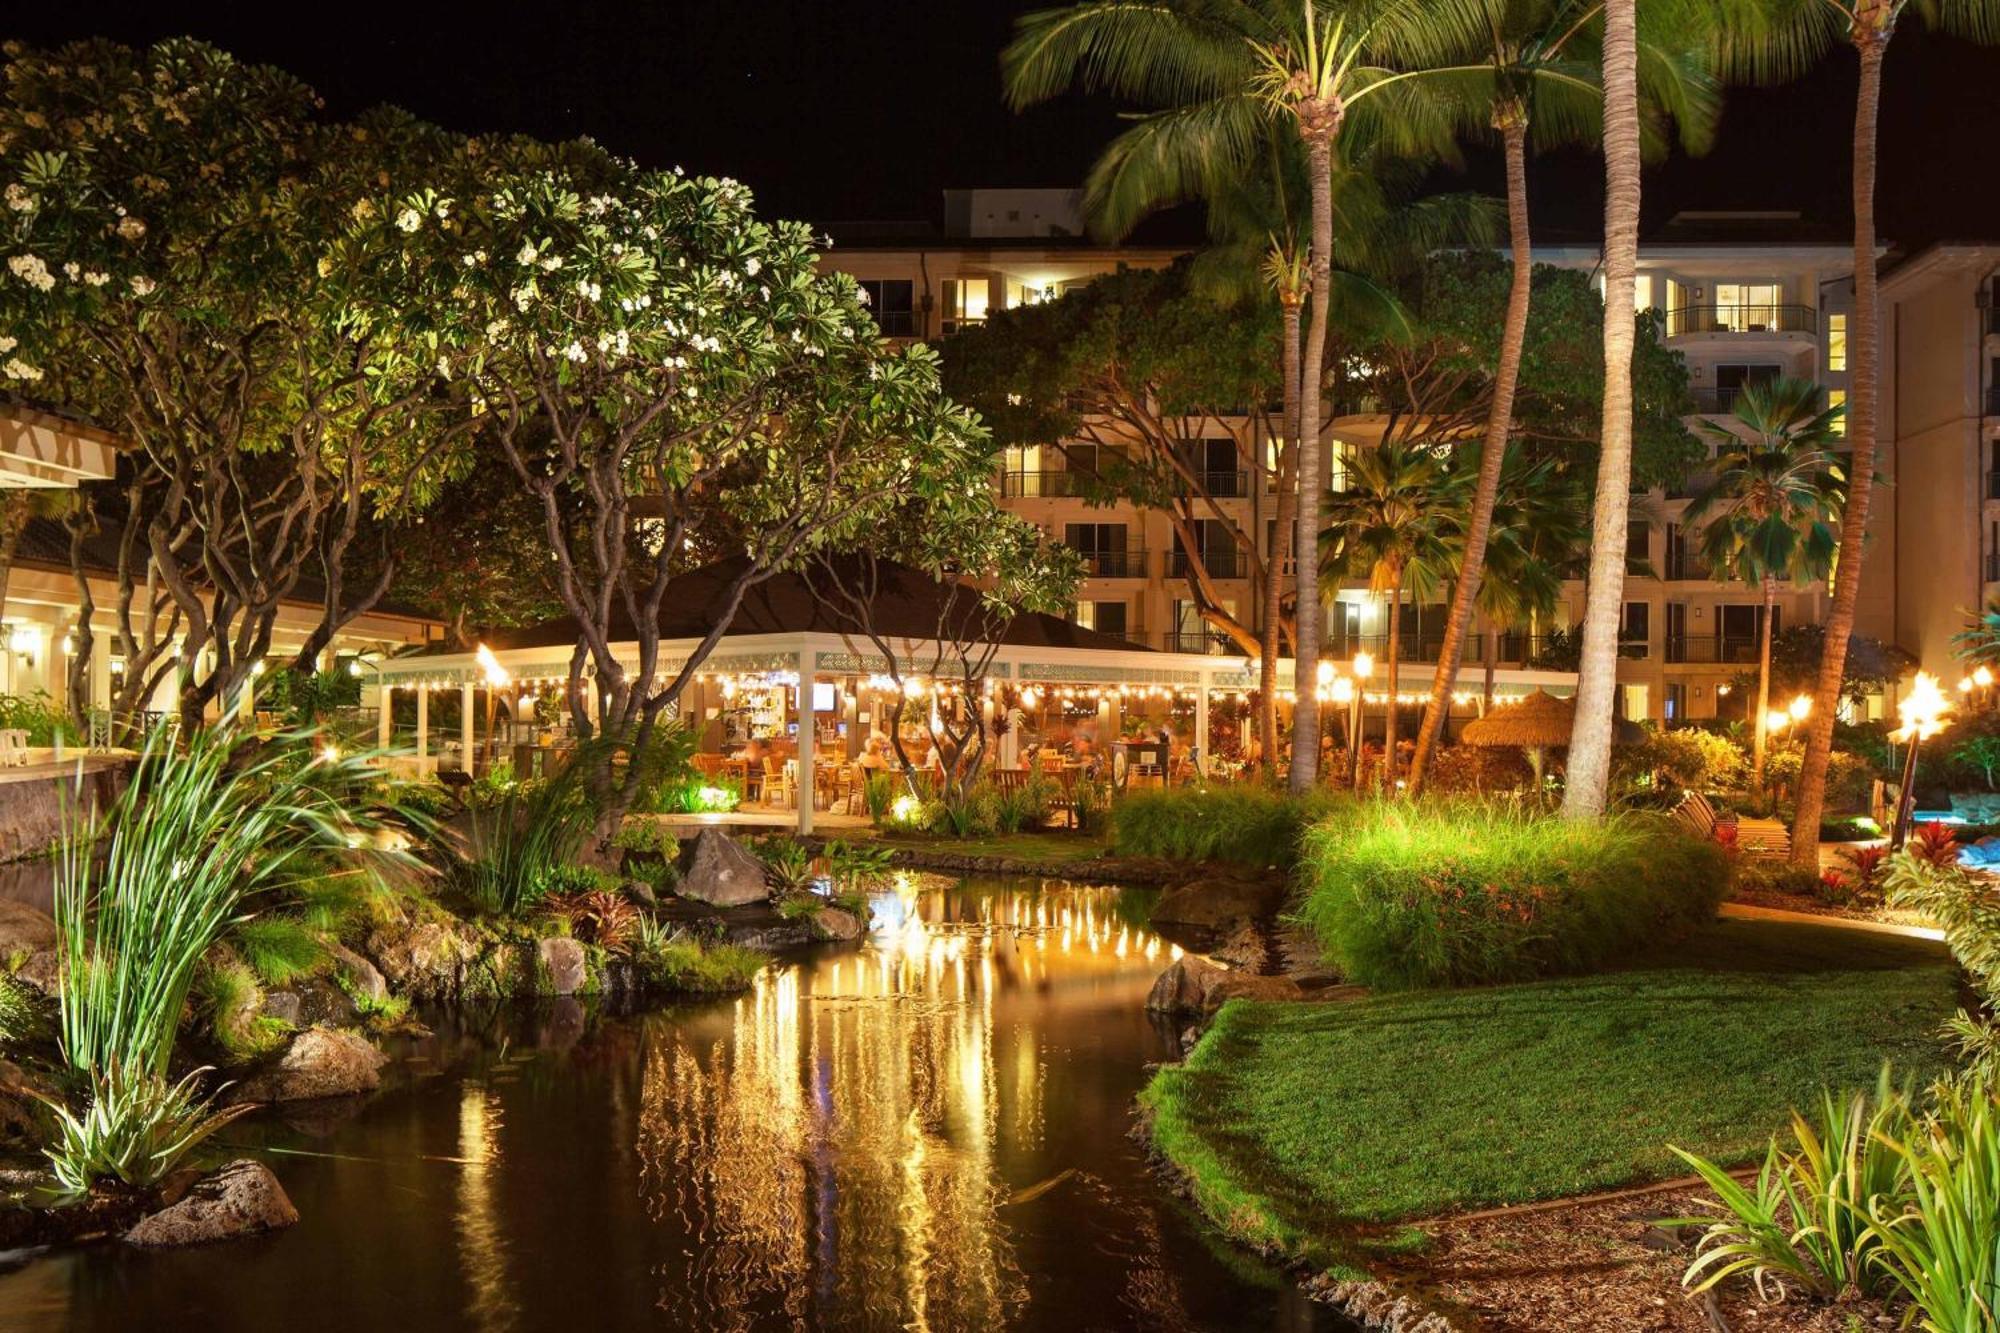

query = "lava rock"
[
  {"left": 366, "top": 920, "right": 478, "bottom": 1000},
  {"left": 1149, "top": 874, "right": 1290, "bottom": 949},
  {"left": 1145, "top": 955, "right": 1306, "bottom": 1017},
  {"left": 537, "top": 936, "right": 589, "bottom": 996},
  {"left": 621, "top": 878, "right": 658, "bottom": 908},
  {"left": 677, "top": 829, "right": 771, "bottom": 908},
  {"left": 227, "top": 1027, "right": 387, "bottom": 1104},
  {"left": 326, "top": 942, "right": 388, "bottom": 1005},
  {"left": 259, "top": 980, "right": 358, "bottom": 1029},
  {"left": 123, "top": 1160, "right": 299, "bottom": 1248},
  {"left": 0, "top": 900, "right": 56, "bottom": 959},
  {"left": 810, "top": 906, "right": 865, "bottom": 943}
]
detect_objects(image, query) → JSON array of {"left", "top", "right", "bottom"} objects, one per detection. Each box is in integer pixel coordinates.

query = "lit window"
[
  {"left": 1827, "top": 388, "right": 1847, "bottom": 436},
  {"left": 1828, "top": 313, "right": 1847, "bottom": 372},
  {"left": 940, "top": 278, "right": 989, "bottom": 335}
]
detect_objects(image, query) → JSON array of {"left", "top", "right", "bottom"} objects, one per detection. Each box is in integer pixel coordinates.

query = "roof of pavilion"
[{"left": 468, "top": 555, "right": 1154, "bottom": 655}]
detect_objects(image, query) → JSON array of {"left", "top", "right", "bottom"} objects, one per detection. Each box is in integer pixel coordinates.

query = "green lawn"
[{"left": 1141, "top": 919, "right": 1959, "bottom": 1263}]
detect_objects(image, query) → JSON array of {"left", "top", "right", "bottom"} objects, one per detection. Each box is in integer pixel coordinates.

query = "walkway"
[{"left": 1717, "top": 900, "right": 1944, "bottom": 942}]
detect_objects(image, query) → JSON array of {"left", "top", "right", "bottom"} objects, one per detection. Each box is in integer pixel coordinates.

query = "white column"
[
  {"left": 377, "top": 682, "right": 393, "bottom": 749},
  {"left": 795, "top": 655, "right": 814, "bottom": 835},
  {"left": 415, "top": 687, "right": 430, "bottom": 773},
  {"left": 460, "top": 681, "right": 476, "bottom": 774}
]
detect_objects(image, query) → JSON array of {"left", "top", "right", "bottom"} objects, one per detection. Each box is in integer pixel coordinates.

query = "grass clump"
[
  {"left": 1112, "top": 786, "right": 1340, "bottom": 868},
  {"left": 1297, "top": 802, "right": 1729, "bottom": 989},
  {"left": 32, "top": 1065, "right": 254, "bottom": 1198},
  {"left": 631, "top": 920, "right": 763, "bottom": 994},
  {"left": 1140, "top": 920, "right": 1956, "bottom": 1242},
  {"left": 230, "top": 917, "right": 328, "bottom": 988},
  {"left": 454, "top": 760, "right": 595, "bottom": 917}
]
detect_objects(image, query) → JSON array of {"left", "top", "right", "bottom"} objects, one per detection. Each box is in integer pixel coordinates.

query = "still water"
[{"left": 0, "top": 875, "right": 1343, "bottom": 1332}]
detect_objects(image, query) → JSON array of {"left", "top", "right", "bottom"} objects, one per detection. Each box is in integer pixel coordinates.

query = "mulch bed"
[{"left": 1382, "top": 1191, "right": 1889, "bottom": 1333}]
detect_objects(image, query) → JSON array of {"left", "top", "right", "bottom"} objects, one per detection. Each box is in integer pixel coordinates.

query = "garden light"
[
  {"left": 1329, "top": 676, "right": 1354, "bottom": 704},
  {"left": 890, "top": 793, "right": 923, "bottom": 825},
  {"left": 1352, "top": 652, "right": 1374, "bottom": 680},
  {"left": 1765, "top": 709, "right": 1791, "bottom": 734},
  {"left": 1979, "top": 665, "right": 1996, "bottom": 689},
  {"left": 1787, "top": 694, "right": 1811, "bottom": 722},
  {"left": 475, "top": 643, "right": 510, "bottom": 689}
]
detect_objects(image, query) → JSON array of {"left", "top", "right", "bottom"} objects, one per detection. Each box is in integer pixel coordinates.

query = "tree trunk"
[
  {"left": 1383, "top": 581, "right": 1401, "bottom": 794},
  {"left": 1289, "top": 133, "right": 1335, "bottom": 795},
  {"left": 1408, "top": 114, "right": 1532, "bottom": 797},
  {"left": 1791, "top": 26, "right": 1886, "bottom": 865},
  {"left": 1263, "top": 299, "right": 1303, "bottom": 780},
  {"left": 1484, "top": 625, "right": 1498, "bottom": 706},
  {"left": 1562, "top": 0, "right": 1641, "bottom": 821},
  {"left": 1753, "top": 576, "right": 1775, "bottom": 795}
]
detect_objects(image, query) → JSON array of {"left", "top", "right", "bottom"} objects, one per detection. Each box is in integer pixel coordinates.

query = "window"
[
  {"left": 1619, "top": 601, "right": 1651, "bottom": 657},
  {"left": 1714, "top": 282, "right": 1783, "bottom": 332},
  {"left": 1075, "top": 601, "right": 1128, "bottom": 638},
  {"left": 1064, "top": 523, "right": 1132, "bottom": 577},
  {"left": 1174, "top": 520, "right": 1241, "bottom": 578},
  {"left": 1827, "top": 313, "right": 1847, "bottom": 372},
  {"left": 940, "top": 277, "right": 989, "bottom": 335},
  {"left": 1177, "top": 439, "right": 1241, "bottom": 496},
  {"left": 1626, "top": 520, "right": 1650, "bottom": 563},
  {"left": 1827, "top": 388, "right": 1847, "bottom": 436},
  {"left": 857, "top": 279, "right": 915, "bottom": 337},
  {"left": 1665, "top": 681, "right": 1686, "bottom": 722}
]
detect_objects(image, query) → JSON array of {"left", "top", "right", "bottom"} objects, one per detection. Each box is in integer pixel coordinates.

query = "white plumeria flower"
[
  {"left": 744, "top": 257, "right": 761, "bottom": 277},
  {"left": 562, "top": 341, "right": 586, "bottom": 363},
  {"left": 7, "top": 255, "right": 55, "bottom": 292},
  {"left": 115, "top": 216, "right": 147, "bottom": 241},
  {"left": 0, "top": 336, "right": 16, "bottom": 354},
  {"left": 62, "top": 262, "right": 79, "bottom": 281},
  {"left": 83, "top": 271, "right": 110, "bottom": 287},
  {"left": 3, "top": 184, "right": 34, "bottom": 213},
  {"left": 395, "top": 208, "right": 423, "bottom": 233},
  {"left": 3, "top": 358, "right": 43, "bottom": 382},
  {"left": 516, "top": 241, "right": 539, "bottom": 266},
  {"left": 130, "top": 274, "right": 155, "bottom": 296}
]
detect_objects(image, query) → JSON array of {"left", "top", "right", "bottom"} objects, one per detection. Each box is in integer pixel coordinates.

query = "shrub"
[
  {"left": 32, "top": 1065, "right": 254, "bottom": 1197},
  {"left": 1297, "top": 803, "right": 1730, "bottom": 989},
  {"left": 1818, "top": 815, "right": 1884, "bottom": 843},
  {"left": 548, "top": 889, "right": 641, "bottom": 954},
  {"left": 193, "top": 960, "right": 290, "bottom": 1061},
  {"left": 1614, "top": 726, "right": 1747, "bottom": 794},
  {"left": 0, "top": 690, "right": 76, "bottom": 746},
  {"left": 55, "top": 722, "right": 392, "bottom": 1077},
  {"left": 628, "top": 855, "right": 678, "bottom": 896},
  {"left": 631, "top": 921, "right": 764, "bottom": 993},
  {"left": 1866, "top": 1076, "right": 2000, "bottom": 1328},
  {"left": 1732, "top": 861, "right": 1823, "bottom": 900},
  {"left": 454, "top": 756, "right": 594, "bottom": 916},
  {"left": 1112, "top": 787, "right": 1342, "bottom": 868},
  {"left": 982, "top": 778, "right": 1047, "bottom": 834},
  {"left": 0, "top": 975, "right": 49, "bottom": 1047},
  {"left": 1672, "top": 1070, "right": 1913, "bottom": 1302},
  {"left": 1884, "top": 851, "right": 2000, "bottom": 1080},
  {"left": 654, "top": 775, "right": 741, "bottom": 814}
]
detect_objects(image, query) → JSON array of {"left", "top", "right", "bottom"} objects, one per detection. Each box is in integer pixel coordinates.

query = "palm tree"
[
  {"left": 1712, "top": 0, "right": 2000, "bottom": 860},
  {"left": 1469, "top": 451, "right": 1590, "bottom": 703},
  {"left": 1320, "top": 440, "right": 1465, "bottom": 790},
  {"left": 1681, "top": 377, "right": 1846, "bottom": 795},
  {"left": 1559, "top": 0, "right": 1641, "bottom": 819},
  {"left": 1005, "top": 0, "right": 1475, "bottom": 794},
  {"left": 1404, "top": 0, "right": 1719, "bottom": 795}
]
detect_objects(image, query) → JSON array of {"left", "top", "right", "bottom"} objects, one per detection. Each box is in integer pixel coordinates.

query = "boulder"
[
  {"left": 11, "top": 949, "right": 59, "bottom": 996},
  {"left": 0, "top": 900, "right": 56, "bottom": 962},
  {"left": 1145, "top": 955, "right": 1306, "bottom": 1017},
  {"left": 1149, "top": 874, "right": 1290, "bottom": 948},
  {"left": 537, "top": 936, "right": 588, "bottom": 996},
  {"left": 366, "top": 919, "right": 477, "bottom": 999},
  {"left": 326, "top": 942, "right": 388, "bottom": 1005},
  {"left": 622, "top": 878, "right": 658, "bottom": 908},
  {"left": 259, "top": 980, "right": 357, "bottom": 1030},
  {"left": 677, "top": 829, "right": 770, "bottom": 908},
  {"left": 0, "top": 1059, "right": 52, "bottom": 1142},
  {"left": 811, "top": 906, "right": 865, "bottom": 943},
  {"left": 228, "top": 1027, "right": 386, "bottom": 1104},
  {"left": 123, "top": 1160, "right": 299, "bottom": 1248}
]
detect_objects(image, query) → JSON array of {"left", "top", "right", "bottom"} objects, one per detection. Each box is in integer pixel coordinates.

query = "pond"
[{"left": 0, "top": 874, "right": 1347, "bottom": 1332}]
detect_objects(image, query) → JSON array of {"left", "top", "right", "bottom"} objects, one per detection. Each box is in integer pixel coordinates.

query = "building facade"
[{"left": 823, "top": 191, "right": 1952, "bottom": 726}]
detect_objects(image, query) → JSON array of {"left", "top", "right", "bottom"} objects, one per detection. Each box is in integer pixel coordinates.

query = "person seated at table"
[
  {"left": 858, "top": 733, "right": 892, "bottom": 770},
  {"left": 738, "top": 736, "right": 769, "bottom": 765},
  {"left": 1072, "top": 736, "right": 1095, "bottom": 764}
]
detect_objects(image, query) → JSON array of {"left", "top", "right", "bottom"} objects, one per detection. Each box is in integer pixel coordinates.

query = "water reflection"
[{"left": 0, "top": 874, "right": 1337, "bottom": 1333}]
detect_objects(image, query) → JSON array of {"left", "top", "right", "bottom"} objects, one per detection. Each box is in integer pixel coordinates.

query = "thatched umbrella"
[{"left": 1460, "top": 689, "right": 1644, "bottom": 788}]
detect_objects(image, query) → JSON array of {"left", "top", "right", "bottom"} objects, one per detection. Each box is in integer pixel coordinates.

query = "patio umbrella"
[{"left": 1459, "top": 689, "right": 1644, "bottom": 788}]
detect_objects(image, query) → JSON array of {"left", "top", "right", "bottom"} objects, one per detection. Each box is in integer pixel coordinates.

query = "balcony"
[
  {"left": 1068, "top": 547, "right": 1146, "bottom": 579},
  {"left": 1688, "top": 386, "right": 1748, "bottom": 415},
  {"left": 1183, "top": 469, "right": 1249, "bottom": 498},
  {"left": 1665, "top": 542, "right": 1712, "bottom": 581},
  {"left": 1665, "top": 304, "right": 1815, "bottom": 338},
  {"left": 1987, "top": 552, "right": 2000, "bottom": 584},
  {"left": 1159, "top": 629, "right": 1238, "bottom": 655},
  {"left": 1168, "top": 547, "right": 1244, "bottom": 579},
  {"left": 1664, "top": 633, "right": 1763, "bottom": 665},
  {"left": 1000, "top": 469, "right": 1094, "bottom": 498}
]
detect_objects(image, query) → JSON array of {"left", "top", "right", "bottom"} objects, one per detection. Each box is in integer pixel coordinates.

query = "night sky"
[{"left": 12, "top": 1, "right": 2000, "bottom": 249}]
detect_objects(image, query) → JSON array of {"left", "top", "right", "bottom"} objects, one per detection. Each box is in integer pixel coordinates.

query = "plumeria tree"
[
  {"left": 354, "top": 143, "right": 998, "bottom": 831},
  {"left": 0, "top": 41, "right": 456, "bottom": 733}
]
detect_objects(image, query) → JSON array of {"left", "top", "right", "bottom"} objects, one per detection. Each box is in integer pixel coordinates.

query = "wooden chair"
[
  {"left": 692, "top": 753, "right": 726, "bottom": 779},
  {"left": 989, "top": 768, "right": 1027, "bottom": 794},
  {"left": 1673, "top": 789, "right": 1791, "bottom": 861},
  {"left": 767, "top": 756, "right": 793, "bottom": 809}
]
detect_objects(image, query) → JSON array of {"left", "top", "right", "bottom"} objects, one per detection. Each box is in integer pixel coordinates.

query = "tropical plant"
[
  {"left": 0, "top": 690, "right": 77, "bottom": 746},
  {"left": 1005, "top": 0, "right": 1483, "bottom": 795},
  {"left": 1320, "top": 438, "right": 1466, "bottom": 790},
  {"left": 823, "top": 839, "right": 894, "bottom": 893},
  {"left": 1884, "top": 850, "right": 2000, "bottom": 1083},
  {"left": 1866, "top": 1076, "right": 2000, "bottom": 1329},
  {"left": 1114, "top": 785, "right": 1339, "bottom": 866},
  {"left": 1681, "top": 377, "right": 1847, "bottom": 795},
  {"left": 862, "top": 771, "right": 898, "bottom": 826},
  {"left": 1671, "top": 1069, "right": 1911, "bottom": 1302},
  {"left": 1709, "top": 0, "right": 2000, "bottom": 862},
  {"left": 53, "top": 722, "right": 387, "bottom": 1078},
  {"left": 1405, "top": 0, "right": 1719, "bottom": 794},
  {"left": 549, "top": 889, "right": 642, "bottom": 955},
  {"left": 454, "top": 758, "right": 595, "bottom": 917},
  {"left": 747, "top": 836, "right": 816, "bottom": 894},
  {"left": 32, "top": 1065, "right": 255, "bottom": 1197}
]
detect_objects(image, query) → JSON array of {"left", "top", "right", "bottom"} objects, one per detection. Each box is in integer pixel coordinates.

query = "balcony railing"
[
  {"left": 1321, "top": 632, "right": 1564, "bottom": 667},
  {"left": 1665, "top": 304, "right": 1816, "bottom": 337},
  {"left": 1665, "top": 543, "right": 1712, "bottom": 581},
  {"left": 1000, "top": 469, "right": 1095, "bottom": 498},
  {"left": 1182, "top": 469, "right": 1249, "bottom": 498},
  {"left": 1689, "top": 386, "right": 1747, "bottom": 415},
  {"left": 1159, "top": 630, "right": 1239, "bottom": 655},
  {"left": 1664, "top": 633, "right": 1764, "bottom": 665},
  {"left": 1169, "top": 547, "right": 1245, "bottom": 579},
  {"left": 1068, "top": 547, "right": 1146, "bottom": 578}
]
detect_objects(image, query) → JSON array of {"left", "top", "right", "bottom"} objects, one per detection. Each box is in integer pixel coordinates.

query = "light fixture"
[
  {"left": 475, "top": 642, "right": 511, "bottom": 689},
  {"left": 1787, "top": 693, "right": 1811, "bottom": 722},
  {"left": 1315, "top": 660, "right": 1334, "bottom": 688},
  {"left": 1352, "top": 651, "right": 1374, "bottom": 681},
  {"left": 1978, "top": 665, "right": 1996, "bottom": 689}
]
